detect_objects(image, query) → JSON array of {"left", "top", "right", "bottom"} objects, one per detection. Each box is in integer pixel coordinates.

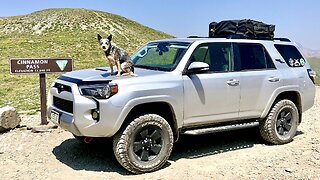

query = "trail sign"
[
  {"left": 10, "top": 58, "right": 72, "bottom": 74},
  {"left": 9, "top": 58, "right": 73, "bottom": 125}
]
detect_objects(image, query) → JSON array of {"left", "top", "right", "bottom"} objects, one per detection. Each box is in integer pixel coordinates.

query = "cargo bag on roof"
[{"left": 209, "top": 19, "right": 275, "bottom": 39}]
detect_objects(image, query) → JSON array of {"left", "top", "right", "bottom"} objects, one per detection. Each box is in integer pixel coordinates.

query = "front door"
[{"left": 183, "top": 42, "right": 240, "bottom": 126}]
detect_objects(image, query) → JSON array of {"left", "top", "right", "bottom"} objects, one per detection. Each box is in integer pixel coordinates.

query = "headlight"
[{"left": 79, "top": 83, "right": 118, "bottom": 99}]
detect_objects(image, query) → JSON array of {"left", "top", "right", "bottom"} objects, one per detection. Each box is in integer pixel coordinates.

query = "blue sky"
[{"left": 1, "top": 0, "right": 320, "bottom": 49}]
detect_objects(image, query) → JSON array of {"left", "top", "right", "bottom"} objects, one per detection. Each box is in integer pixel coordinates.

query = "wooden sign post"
[{"left": 10, "top": 58, "right": 73, "bottom": 125}]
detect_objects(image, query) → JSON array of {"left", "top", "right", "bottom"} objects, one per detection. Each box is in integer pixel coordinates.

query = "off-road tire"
[
  {"left": 259, "top": 99, "right": 299, "bottom": 145},
  {"left": 113, "top": 114, "right": 174, "bottom": 174}
]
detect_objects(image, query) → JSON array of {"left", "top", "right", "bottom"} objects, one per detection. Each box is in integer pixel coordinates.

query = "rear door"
[{"left": 234, "top": 43, "right": 281, "bottom": 118}]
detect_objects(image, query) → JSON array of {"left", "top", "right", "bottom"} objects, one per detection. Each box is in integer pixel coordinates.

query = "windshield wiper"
[
  {"left": 134, "top": 65, "right": 151, "bottom": 69},
  {"left": 134, "top": 65, "right": 169, "bottom": 71}
]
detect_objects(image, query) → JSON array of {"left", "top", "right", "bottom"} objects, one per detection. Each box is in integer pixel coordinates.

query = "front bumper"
[
  {"left": 48, "top": 106, "right": 82, "bottom": 135},
  {"left": 47, "top": 79, "right": 123, "bottom": 137}
]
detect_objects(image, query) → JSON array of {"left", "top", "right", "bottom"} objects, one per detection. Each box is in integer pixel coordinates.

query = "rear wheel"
[
  {"left": 259, "top": 99, "right": 299, "bottom": 144},
  {"left": 113, "top": 114, "right": 174, "bottom": 174}
]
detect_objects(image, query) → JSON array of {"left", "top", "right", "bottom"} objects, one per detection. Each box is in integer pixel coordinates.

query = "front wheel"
[
  {"left": 259, "top": 99, "right": 299, "bottom": 145},
  {"left": 113, "top": 114, "right": 174, "bottom": 174}
]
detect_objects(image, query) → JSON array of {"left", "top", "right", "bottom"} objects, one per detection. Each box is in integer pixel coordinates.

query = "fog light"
[{"left": 92, "top": 110, "right": 99, "bottom": 121}]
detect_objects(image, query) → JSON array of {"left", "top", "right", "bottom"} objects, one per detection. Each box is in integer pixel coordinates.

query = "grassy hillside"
[
  {"left": 308, "top": 57, "right": 320, "bottom": 85},
  {"left": 0, "top": 8, "right": 173, "bottom": 113}
]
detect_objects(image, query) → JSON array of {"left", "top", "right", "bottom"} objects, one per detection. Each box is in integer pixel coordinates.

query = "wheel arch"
[
  {"left": 119, "top": 102, "right": 180, "bottom": 141},
  {"left": 265, "top": 91, "right": 302, "bottom": 123}
]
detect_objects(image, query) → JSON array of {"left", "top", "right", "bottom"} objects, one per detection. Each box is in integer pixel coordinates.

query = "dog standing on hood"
[{"left": 97, "top": 34, "right": 135, "bottom": 77}]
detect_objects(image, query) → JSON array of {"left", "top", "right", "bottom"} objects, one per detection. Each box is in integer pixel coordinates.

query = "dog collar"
[{"left": 105, "top": 45, "right": 115, "bottom": 56}]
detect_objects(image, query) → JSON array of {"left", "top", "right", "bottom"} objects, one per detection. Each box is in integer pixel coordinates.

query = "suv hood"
[{"left": 58, "top": 67, "right": 168, "bottom": 84}]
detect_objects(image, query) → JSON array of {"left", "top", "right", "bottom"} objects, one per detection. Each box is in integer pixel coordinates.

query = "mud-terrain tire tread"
[
  {"left": 259, "top": 99, "right": 299, "bottom": 145},
  {"left": 113, "top": 114, "right": 174, "bottom": 174}
]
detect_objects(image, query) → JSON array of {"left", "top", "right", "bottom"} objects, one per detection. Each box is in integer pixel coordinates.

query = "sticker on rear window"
[
  {"left": 289, "top": 58, "right": 304, "bottom": 67},
  {"left": 300, "top": 58, "right": 305, "bottom": 66}
]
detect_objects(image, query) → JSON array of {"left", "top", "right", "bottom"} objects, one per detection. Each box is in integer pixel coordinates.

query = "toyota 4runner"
[{"left": 48, "top": 36, "right": 316, "bottom": 174}]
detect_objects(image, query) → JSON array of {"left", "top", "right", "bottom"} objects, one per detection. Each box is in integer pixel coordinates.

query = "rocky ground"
[{"left": 0, "top": 87, "right": 319, "bottom": 180}]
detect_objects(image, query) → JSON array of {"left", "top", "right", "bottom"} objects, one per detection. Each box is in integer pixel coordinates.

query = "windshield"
[{"left": 131, "top": 41, "right": 190, "bottom": 71}]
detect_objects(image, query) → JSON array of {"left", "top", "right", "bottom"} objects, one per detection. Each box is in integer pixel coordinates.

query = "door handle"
[
  {"left": 268, "top": 77, "right": 280, "bottom": 82},
  {"left": 227, "top": 79, "right": 239, "bottom": 86}
]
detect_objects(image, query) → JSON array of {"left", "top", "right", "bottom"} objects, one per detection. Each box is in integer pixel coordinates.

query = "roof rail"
[
  {"left": 273, "top": 38, "right": 291, "bottom": 42},
  {"left": 226, "top": 35, "right": 273, "bottom": 40}
]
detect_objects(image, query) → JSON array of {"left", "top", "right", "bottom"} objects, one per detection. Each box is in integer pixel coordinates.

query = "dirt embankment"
[{"left": 0, "top": 87, "right": 319, "bottom": 179}]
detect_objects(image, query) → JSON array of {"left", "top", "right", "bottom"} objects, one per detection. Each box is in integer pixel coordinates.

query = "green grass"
[
  {"left": 308, "top": 57, "right": 320, "bottom": 85},
  {"left": 0, "top": 8, "right": 173, "bottom": 113}
]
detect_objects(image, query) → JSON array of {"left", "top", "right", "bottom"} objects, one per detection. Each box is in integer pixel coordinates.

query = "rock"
[
  {"left": 285, "top": 168, "right": 293, "bottom": 173},
  {"left": 0, "top": 106, "right": 21, "bottom": 133},
  {"left": 31, "top": 124, "right": 58, "bottom": 133},
  {"left": 31, "top": 126, "right": 50, "bottom": 133}
]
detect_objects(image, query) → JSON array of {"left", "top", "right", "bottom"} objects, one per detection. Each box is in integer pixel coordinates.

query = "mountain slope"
[
  {"left": 0, "top": 8, "right": 172, "bottom": 54},
  {"left": 296, "top": 43, "right": 320, "bottom": 58},
  {"left": 0, "top": 8, "right": 173, "bottom": 112}
]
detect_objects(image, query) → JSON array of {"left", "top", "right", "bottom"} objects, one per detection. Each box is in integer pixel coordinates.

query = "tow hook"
[{"left": 84, "top": 137, "right": 93, "bottom": 144}]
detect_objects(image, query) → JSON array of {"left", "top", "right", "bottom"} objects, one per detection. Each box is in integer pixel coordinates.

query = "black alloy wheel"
[
  {"left": 276, "top": 108, "right": 293, "bottom": 136},
  {"left": 133, "top": 126, "right": 163, "bottom": 161}
]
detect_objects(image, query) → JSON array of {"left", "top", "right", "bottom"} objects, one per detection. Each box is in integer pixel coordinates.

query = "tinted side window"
[
  {"left": 266, "top": 52, "right": 275, "bottom": 69},
  {"left": 189, "top": 43, "right": 233, "bottom": 72},
  {"left": 274, "top": 44, "right": 305, "bottom": 67},
  {"left": 190, "top": 46, "right": 210, "bottom": 64},
  {"left": 236, "top": 43, "right": 274, "bottom": 70}
]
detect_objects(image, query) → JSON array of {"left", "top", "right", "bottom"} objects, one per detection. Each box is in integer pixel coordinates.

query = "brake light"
[{"left": 307, "top": 69, "right": 316, "bottom": 84}]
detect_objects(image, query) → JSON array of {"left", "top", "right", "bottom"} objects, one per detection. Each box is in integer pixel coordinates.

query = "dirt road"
[{"left": 0, "top": 87, "right": 319, "bottom": 179}]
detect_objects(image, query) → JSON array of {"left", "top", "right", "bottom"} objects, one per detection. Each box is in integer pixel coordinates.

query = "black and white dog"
[{"left": 97, "top": 34, "right": 135, "bottom": 76}]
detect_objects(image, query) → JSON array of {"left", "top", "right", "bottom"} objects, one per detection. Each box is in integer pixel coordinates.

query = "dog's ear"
[
  {"left": 107, "top": 34, "right": 112, "bottom": 42},
  {"left": 97, "top": 34, "right": 102, "bottom": 42}
]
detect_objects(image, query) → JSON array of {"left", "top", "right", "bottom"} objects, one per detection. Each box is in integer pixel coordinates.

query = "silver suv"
[{"left": 48, "top": 37, "right": 316, "bottom": 174}]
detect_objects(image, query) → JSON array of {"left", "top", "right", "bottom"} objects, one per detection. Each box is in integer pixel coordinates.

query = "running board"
[{"left": 182, "top": 121, "right": 259, "bottom": 135}]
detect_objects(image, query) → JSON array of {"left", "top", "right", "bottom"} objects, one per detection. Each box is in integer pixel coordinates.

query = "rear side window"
[
  {"left": 235, "top": 43, "right": 275, "bottom": 71},
  {"left": 274, "top": 44, "right": 306, "bottom": 67}
]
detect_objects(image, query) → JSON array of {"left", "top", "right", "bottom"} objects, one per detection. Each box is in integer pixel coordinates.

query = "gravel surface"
[{"left": 0, "top": 87, "right": 319, "bottom": 179}]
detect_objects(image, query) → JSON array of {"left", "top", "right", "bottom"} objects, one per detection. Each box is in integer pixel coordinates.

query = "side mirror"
[{"left": 187, "top": 62, "right": 209, "bottom": 73}]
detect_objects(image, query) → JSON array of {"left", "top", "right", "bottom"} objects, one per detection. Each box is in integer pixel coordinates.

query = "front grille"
[
  {"left": 53, "top": 83, "right": 72, "bottom": 93},
  {"left": 53, "top": 96, "right": 73, "bottom": 113}
]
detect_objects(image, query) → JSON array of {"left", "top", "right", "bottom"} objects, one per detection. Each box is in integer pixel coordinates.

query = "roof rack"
[
  {"left": 187, "top": 35, "right": 291, "bottom": 42},
  {"left": 226, "top": 35, "right": 273, "bottom": 40},
  {"left": 273, "top": 38, "right": 291, "bottom": 42}
]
